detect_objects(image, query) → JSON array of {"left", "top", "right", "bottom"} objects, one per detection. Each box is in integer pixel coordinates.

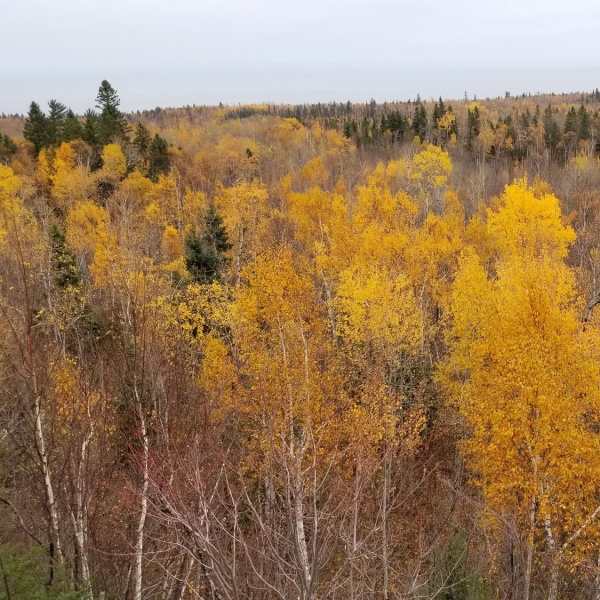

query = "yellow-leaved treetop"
[
  {"left": 443, "top": 179, "right": 600, "bottom": 600},
  {"left": 410, "top": 143, "right": 453, "bottom": 214},
  {"left": 486, "top": 178, "right": 576, "bottom": 260},
  {"left": 53, "top": 142, "right": 95, "bottom": 209},
  {"left": 100, "top": 143, "right": 127, "bottom": 182}
]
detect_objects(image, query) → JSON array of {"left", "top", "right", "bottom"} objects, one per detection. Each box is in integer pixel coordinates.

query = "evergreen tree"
[
  {"left": 49, "top": 225, "right": 80, "bottom": 288},
  {"left": 133, "top": 123, "right": 152, "bottom": 154},
  {"left": 564, "top": 106, "right": 579, "bottom": 135},
  {"left": 0, "top": 134, "right": 17, "bottom": 164},
  {"left": 95, "top": 80, "right": 129, "bottom": 145},
  {"left": 23, "top": 101, "right": 48, "bottom": 155},
  {"left": 543, "top": 105, "right": 560, "bottom": 150},
  {"left": 412, "top": 102, "right": 428, "bottom": 140},
  {"left": 147, "top": 134, "right": 170, "bottom": 182},
  {"left": 185, "top": 204, "right": 232, "bottom": 283},
  {"left": 82, "top": 109, "right": 99, "bottom": 146},
  {"left": 46, "top": 99, "right": 67, "bottom": 146},
  {"left": 578, "top": 105, "right": 591, "bottom": 140},
  {"left": 432, "top": 97, "right": 446, "bottom": 129},
  {"left": 62, "top": 110, "right": 84, "bottom": 142}
]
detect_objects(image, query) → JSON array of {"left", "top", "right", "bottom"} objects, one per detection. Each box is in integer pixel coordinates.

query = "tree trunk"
[
  {"left": 544, "top": 512, "right": 559, "bottom": 600},
  {"left": 523, "top": 495, "right": 537, "bottom": 600},
  {"left": 34, "top": 389, "right": 64, "bottom": 567},
  {"left": 133, "top": 389, "right": 149, "bottom": 600}
]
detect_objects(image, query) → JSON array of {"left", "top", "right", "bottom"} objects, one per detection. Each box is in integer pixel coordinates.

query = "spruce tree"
[
  {"left": 185, "top": 205, "right": 232, "bottom": 283},
  {"left": 49, "top": 225, "right": 80, "bottom": 289},
  {"left": 0, "top": 134, "right": 17, "bottom": 164},
  {"left": 82, "top": 109, "right": 98, "bottom": 146},
  {"left": 46, "top": 99, "right": 67, "bottom": 146},
  {"left": 412, "top": 103, "right": 428, "bottom": 140},
  {"left": 147, "top": 134, "right": 170, "bottom": 182},
  {"left": 432, "top": 97, "right": 446, "bottom": 129},
  {"left": 578, "top": 105, "right": 591, "bottom": 140},
  {"left": 564, "top": 107, "right": 579, "bottom": 135},
  {"left": 543, "top": 105, "right": 560, "bottom": 150},
  {"left": 23, "top": 101, "right": 48, "bottom": 155},
  {"left": 62, "top": 110, "right": 84, "bottom": 142},
  {"left": 133, "top": 123, "right": 152, "bottom": 155}
]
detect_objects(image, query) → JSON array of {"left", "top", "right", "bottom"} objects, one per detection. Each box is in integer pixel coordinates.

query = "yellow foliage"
[
  {"left": 66, "top": 201, "right": 109, "bottom": 256},
  {"left": 436, "top": 112, "right": 456, "bottom": 136},
  {"left": 443, "top": 248, "right": 600, "bottom": 565},
  {"left": 213, "top": 181, "right": 272, "bottom": 279},
  {"left": 335, "top": 266, "right": 421, "bottom": 355},
  {"left": 51, "top": 143, "right": 94, "bottom": 208},
  {"left": 161, "top": 225, "right": 183, "bottom": 261},
  {"left": 299, "top": 156, "right": 329, "bottom": 188},
  {"left": 411, "top": 144, "right": 453, "bottom": 189},
  {"left": 486, "top": 178, "right": 576, "bottom": 260},
  {"left": 101, "top": 143, "right": 127, "bottom": 180}
]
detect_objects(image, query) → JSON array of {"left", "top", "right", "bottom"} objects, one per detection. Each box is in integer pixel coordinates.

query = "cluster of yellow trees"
[{"left": 2, "top": 108, "right": 600, "bottom": 599}]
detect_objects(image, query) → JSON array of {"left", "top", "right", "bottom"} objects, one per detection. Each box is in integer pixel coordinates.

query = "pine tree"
[
  {"left": 23, "top": 101, "right": 48, "bottom": 155},
  {"left": 95, "top": 80, "right": 129, "bottom": 145}
]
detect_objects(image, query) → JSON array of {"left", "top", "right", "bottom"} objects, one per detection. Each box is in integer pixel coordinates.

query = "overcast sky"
[{"left": 2, "top": 0, "right": 600, "bottom": 113}]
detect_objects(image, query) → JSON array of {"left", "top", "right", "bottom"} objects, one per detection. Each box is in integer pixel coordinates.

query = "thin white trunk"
[
  {"left": 73, "top": 428, "right": 93, "bottom": 599},
  {"left": 523, "top": 494, "right": 536, "bottom": 600},
  {"left": 34, "top": 390, "right": 63, "bottom": 564},
  {"left": 544, "top": 511, "right": 559, "bottom": 600},
  {"left": 294, "top": 466, "right": 312, "bottom": 600},
  {"left": 134, "top": 392, "right": 149, "bottom": 600}
]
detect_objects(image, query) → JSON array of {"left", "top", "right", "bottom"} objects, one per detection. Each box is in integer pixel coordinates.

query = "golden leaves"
[{"left": 486, "top": 177, "right": 576, "bottom": 260}]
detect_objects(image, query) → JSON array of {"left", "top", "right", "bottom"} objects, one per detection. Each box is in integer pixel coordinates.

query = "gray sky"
[{"left": 2, "top": 0, "right": 600, "bottom": 113}]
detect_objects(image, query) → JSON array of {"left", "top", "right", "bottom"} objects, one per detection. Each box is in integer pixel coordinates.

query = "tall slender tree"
[
  {"left": 23, "top": 101, "right": 48, "bottom": 155},
  {"left": 95, "top": 80, "right": 129, "bottom": 145}
]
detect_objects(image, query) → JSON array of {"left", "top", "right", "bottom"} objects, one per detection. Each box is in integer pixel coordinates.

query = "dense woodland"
[{"left": 3, "top": 81, "right": 600, "bottom": 599}]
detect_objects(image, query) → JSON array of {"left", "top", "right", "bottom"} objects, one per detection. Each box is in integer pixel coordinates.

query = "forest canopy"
[{"left": 2, "top": 81, "right": 600, "bottom": 599}]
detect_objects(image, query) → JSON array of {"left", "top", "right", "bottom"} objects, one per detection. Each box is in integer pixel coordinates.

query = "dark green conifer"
[
  {"left": 564, "top": 107, "right": 579, "bottom": 135},
  {"left": 49, "top": 225, "right": 80, "bottom": 289},
  {"left": 543, "top": 105, "right": 560, "bottom": 150},
  {"left": 95, "top": 80, "right": 129, "bottom": 145},
  {"left": 133, "top": 123, "right": 152, "bottom": 154},
  {"left": 578, "top": 105, "right": 591, "bottom": 140},
  {"left": 412, "top": 103, "right": 428, "bottom": 140},
  {"left": 185, "top": 205, "right": 232, "bottom": 283},
  {"left": 0, "top": 134, "right": 17, "bottom": 164},
  {"left": 46, "top": 99, "right": 67, "bottom": 146},
  {"left": 147, "top": 134, "right": 170, "bottom": 182},
  {"left": 23, "top": 101, "right": 48, "bottom": 155},
  {"left": 62, "top": 110, "right": 84, "bottom": 142}
]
